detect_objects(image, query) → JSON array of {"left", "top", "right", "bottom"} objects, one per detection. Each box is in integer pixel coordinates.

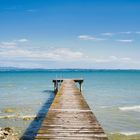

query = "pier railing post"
[
  {"left": 54, "top": 81, "right": 58, "bottom": 93},
  {"left": 79, "top": 81, "right": 82, "bottom": 92},
  {"left": 53, "top": 79, "right": 83, "bottom": 93}
]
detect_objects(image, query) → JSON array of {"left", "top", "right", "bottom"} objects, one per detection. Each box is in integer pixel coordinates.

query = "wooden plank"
[{"left": 35, "top": 79, "right": 108, "bottom": 140}]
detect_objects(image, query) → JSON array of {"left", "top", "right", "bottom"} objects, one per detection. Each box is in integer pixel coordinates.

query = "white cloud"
[
  {"left": 118, "top": 31, "right": 131, "bottom": 34},
  {"left": 93, "top": 56, "right": 132, "bottom": 63},
  {"left": 29, "top": 48, "right": 85, "bottom": 61},
  {"left": 0, "top": 45, "right": 85, "bottom": 61},
  {"left": 78, "top": 31, "right": 140, "bottom": 43},
  {"left": 109, "top": 56, "right": 131, "bottom": 62},
  {"left": 0, "top": 38, "right": 28, "bottom": 49},
  {"left": 1, "top": 41, "right": 16, "bottom": 46},
  {"left": 0, "top": 38, "right": 138, "bottom": 69},
  {"left": 3, "top": 42, "right": 131, "bottom": 64},
  {"left": 0, "top": 45, "right": 132, "bottom": 65},
  {"left": 101, "top": 32, "right": 114, "bottom": 36},
  {"left": 17, "top": 38, "right": 28, "bottom": 42},
  {"left": 109, "top": 56, "right": 118, "bottom": 60},
  {"left": 78, "top": 35, "right": 106, "bottom": 41},
  {"left": 47, "top": 48, "right": 84, "bottom": 60},
  {"left": 0, "top": 40, "right": 136, "bottom": 68},
  {"left": 136, "top": 31, "right": 140, "bottom": 34},
  {"left": 107, "top": 31, "right": 140, "bottom": 35},
  {"left": 0, "top": 41, "right": 17, "bottom": 49},
  {"left": 116, "top": 39, "right": 133, "bottom": 43},
  {"left": 0, "top": 49, "right": 31, "bottom": 57},
  {"left": 101, "top": 31, "right": 134, "bottom": 36}
]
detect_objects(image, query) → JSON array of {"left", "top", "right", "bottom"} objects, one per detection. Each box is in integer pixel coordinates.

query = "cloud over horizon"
[
  {"left": 78, "top": 31, "right": 138, "bottom": 43},
  {"left": 116, "top": 39, "right": 133, "bottom": 43},
  {"left": 0, "top": 39, "right": 86, "bottom": 61},
  {"left": 0, "top": 31, "right": 140, "bottom": 69},
  {"left": 78, "top": 35, "right": 106, "bottom": 41},
  {"left": 1, "top": 38, "right": 138, "bottom": 69}
]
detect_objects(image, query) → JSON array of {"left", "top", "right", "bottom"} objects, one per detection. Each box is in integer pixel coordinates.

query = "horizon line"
[{"left": 0, "top": 67, "right": 140, "bottom": 71}]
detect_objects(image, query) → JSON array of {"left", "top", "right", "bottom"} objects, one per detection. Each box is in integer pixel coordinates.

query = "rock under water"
[{"left": 3, "top": 108, "right": 16, "bottom": 113}]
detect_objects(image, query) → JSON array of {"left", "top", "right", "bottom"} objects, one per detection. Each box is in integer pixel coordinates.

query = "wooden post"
[
  {"left": 54, "top": 81, "right": 58, "bottom": 94},
  {"left": 80, "top": 81, "right": 82, "bottom": 92},
  {"left": 78, "top": 81, "right": 82, "bottom": 92}
]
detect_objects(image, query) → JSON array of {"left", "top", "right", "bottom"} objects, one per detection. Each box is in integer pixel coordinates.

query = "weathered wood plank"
[{"left": 35, "top": 79, "right": 108, "bottom": 140}]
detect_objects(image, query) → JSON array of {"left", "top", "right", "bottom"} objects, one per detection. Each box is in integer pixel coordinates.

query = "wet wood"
[{"left": 35, "top": 79, "right": 108, "bottom": 140}]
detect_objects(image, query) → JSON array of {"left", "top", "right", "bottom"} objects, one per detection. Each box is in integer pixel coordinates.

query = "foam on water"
[
  {"left": 100, "top": 106, "right": 110, "bottom": 109},
  {"left": 119, "top": 105, "right": 140, "bottom": 112},
  {"left": 111, "top": 131, "right": 140, "bottom": 136},
  {"left": 120, "top": 131, "right": 140, "bottom": 136},
  {"left": 0, "top": 115, "right": 36, "bottom": 119}
]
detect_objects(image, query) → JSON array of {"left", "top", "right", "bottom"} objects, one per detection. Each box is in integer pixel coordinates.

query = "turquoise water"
[{"left": 0, "top": 70, "right": 140, "bottom": 139}]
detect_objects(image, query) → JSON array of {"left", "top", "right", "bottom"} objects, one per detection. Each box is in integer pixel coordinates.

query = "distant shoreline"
[{"left": 0, "top": 67, "right": 140, "bottom": 72}]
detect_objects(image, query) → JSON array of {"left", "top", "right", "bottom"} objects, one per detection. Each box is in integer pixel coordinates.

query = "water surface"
[{"left": 0, "top": 70, "right": 140, "bottom": 139}]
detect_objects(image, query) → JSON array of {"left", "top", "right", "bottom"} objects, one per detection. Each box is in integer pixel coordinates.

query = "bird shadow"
[{"left": 20, "top": 90, "right": 55, "bottom": 140}]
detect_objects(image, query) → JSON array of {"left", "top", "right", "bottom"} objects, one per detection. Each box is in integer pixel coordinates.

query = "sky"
[{"left": 0, "top": 0, "right": 140, "bottom": 69}]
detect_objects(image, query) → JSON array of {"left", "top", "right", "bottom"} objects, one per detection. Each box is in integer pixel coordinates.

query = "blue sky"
[{"left": 0, "top": 0, "right": 140, "bottom": 69}]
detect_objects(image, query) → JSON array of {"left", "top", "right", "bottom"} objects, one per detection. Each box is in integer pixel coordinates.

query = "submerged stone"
[{"left": 3, "top": 108, "right": 16, "bottom": 113}]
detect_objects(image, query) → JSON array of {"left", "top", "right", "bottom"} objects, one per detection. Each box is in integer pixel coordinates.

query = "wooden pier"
[
  {"left": 53, "top": 79, "right": 83, "bottom": 93},
  {"left": 35, "top": 79, "right": 108, "bottom": 140}
]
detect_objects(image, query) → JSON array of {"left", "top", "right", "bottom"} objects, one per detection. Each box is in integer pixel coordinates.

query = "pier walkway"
[{"left": 35, "top": 79, "right": 108, "bottom": 140}]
